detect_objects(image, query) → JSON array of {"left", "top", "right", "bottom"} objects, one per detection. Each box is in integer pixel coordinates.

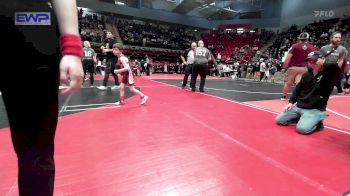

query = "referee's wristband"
[{"left": 60, "top": 34, "right": 83, "bottom": 58}]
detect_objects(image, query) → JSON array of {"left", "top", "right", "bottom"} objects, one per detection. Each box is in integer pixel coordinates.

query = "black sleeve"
[
  {"left": 106, "top": 39, "right": 117, "bottom": 49},
  {"left": 182, "top": 49, "right": 189, "bottom": 58},
  {"left": 320, "top": 63, "right": 341, "bottom": 98}
]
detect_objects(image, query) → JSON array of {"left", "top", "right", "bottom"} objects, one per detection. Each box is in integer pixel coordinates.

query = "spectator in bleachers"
[
  {"left": 269, "top": 63, "right": 277, "bottom": 83},
  {"left": 116, "top": 18, "right": 195, "bottom": 50},
  {"left": 133, "top": 59, "right": 141, "bottom": 76},
  {"left": 281, "top": 32, "right": 316, "bottom": 100},
  {"left": 223, "top": 64, "right": 233, "bottom": 77},
  {"left": 163, "top": 62, "right": 168, "bottom": 73},
  {"left": 145, "top": 55, "right": 151, "bottom": 75},
  {"left": 79, "top": 10, "right": 105, "bottom": 43},
  {"left": 217, "top": 53, "right": 221, "bottom": 62},
  {"left": 140, "top": 59, "right": 146, "bottom": 74},
  {"left": 175, "top": 61, "right": 180, "bottom": 74},
  {"left": 259, "top": 58, "right": 267, "bottom": 82},
  {"left": 253, "top": 61, "right": 260, "bottom": 81},
  {"left": 246, "top": 63, "right": 253, "bottom": 79}
]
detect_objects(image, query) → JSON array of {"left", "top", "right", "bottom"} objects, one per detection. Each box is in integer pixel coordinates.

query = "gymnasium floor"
[{"left": 1, "top": 74, "right": 350, "bottom": 195}]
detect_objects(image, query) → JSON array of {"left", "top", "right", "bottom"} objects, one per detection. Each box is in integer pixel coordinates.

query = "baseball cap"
[
  {"left": 305, "top": 51, "right": 324, "bottom": 61},
  {"left": 298, "top": 32, "right": 309, "bottom": 40}
]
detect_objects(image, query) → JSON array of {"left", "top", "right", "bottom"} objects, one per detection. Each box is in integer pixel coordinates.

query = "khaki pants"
[{"left": 284, "top": 66, "right": 308, "bottom": 85}]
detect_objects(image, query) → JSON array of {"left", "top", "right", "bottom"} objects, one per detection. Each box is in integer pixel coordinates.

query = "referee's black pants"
[
  {"left": 182, "top": 64, "right": 192, "bottom": 87},
  {"left": 335, "top": 73, "right": 344, "bottom": 93},
  {"left": 190, "top": 64, "right": 208, "bottom": 92},
  {"left": 102, "top": 60, "right": 119, "bottom": 86},
  {"left": 0, "top": 5, "right": 59, "bottom": 195}
]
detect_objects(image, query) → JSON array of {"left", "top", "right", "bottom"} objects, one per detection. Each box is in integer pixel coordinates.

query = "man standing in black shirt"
[
  {"left": 276, "top": 51, "right": 341, "bottom": 134},
  {"left": 181, "top": 42, "right": 196, "bottom": 89},
  {"left": 97, "top": 31, "right": 120, "bottom": 90}
]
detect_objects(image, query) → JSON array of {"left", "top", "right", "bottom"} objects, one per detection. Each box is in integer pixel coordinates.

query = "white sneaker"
[
  {"left": 111, "top": 85, "right": 120, "bottom": 90},
  {"left": 97, "top": 85, "right": 107, "bottom": 90},
  {"left": 140, "top": 96, "right": 148, "bottom": 105}
]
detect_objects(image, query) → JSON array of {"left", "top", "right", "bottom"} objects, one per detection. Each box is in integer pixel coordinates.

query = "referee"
[
  {"left": 181, "top": 42, "right": 196, "bottom": 89},
  {"left": 190, "top": 40, "right": 213, "bottom": 92}
]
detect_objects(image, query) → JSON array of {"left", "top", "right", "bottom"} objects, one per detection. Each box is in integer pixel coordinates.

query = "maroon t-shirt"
[{"left": 288, "top": 41, "right": 316, "bottom": 67}]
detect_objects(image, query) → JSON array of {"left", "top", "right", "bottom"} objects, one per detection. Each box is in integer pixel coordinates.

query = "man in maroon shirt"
[{"left": 281, "top": 32, "right": 316, "bottom": 100}]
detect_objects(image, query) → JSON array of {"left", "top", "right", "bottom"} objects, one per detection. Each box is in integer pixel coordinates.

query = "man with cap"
[
  {"left": 281, "top": 32, "right": 316, "bottom": 100},
  {"left": 275, "top": 51, "right": 341, "bottom": 135}
]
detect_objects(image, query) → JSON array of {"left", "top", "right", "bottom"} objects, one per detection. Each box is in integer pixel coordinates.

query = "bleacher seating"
[
  {"left": 201, "top": 31, "right": 271, "bottom": 62},
  {"left": 269, "top": 17, "right": 350, "bottom": 59}
]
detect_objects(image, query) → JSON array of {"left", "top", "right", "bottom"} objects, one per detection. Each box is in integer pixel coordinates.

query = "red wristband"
[{"left": 60, "top": 34, "right": 83, "bottom": 58}]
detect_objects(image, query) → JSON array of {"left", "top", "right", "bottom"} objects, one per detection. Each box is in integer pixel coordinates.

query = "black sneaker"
[
  {"left": 181, "top": 85, "right": 185, "bottom": 89},
  {"left": 280, "top": 95, "right": 287, "bottom": 100},
  {"left": 115, "top": 100, "right": 125, "bottom": 105},
  {"left": 199, "top": 89, "right": 205, "bottom": 92},
  {"left": 315, "top": 121, "right": 325, "bottom": 131}
]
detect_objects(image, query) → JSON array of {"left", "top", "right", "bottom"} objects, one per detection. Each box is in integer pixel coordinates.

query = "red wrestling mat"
[
  {"left": 91, "top": 73, "right": 229, "bottom": 81},
  {"left": 1, "top": 78, "right": 350, "bottom": 195},
  {"left": 244, "top": 95, "right": 350, "bottom": 132},
  {"left": 139, "top": 74, "right": 229, "bottom": 80}
]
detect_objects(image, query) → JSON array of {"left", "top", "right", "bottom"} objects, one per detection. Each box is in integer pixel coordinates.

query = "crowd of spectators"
[
  {"left": 201, "top": 30, "right": 274, "bottom": 62},
  {"left": 269, "top": 16, "right": 350, "bottom": 59},
  {"left": 78, "top": 9, "right": 106, "bottom": 43},
  {"left": 77, "top": 8, "right": 350, "bottom": 85},
  {"left": 78, "top": 9, "right": 195, "bottom": 65},
  {"left": 115, "top": 18, "right": 196, "bottom": 50}
]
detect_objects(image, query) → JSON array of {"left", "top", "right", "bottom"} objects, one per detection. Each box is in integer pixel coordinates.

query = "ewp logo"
[{"left": 15, "top": 12, "right": 51, "bottom": 25}]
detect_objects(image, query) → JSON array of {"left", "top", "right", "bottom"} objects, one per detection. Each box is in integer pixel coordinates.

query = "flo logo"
[
  {"left": 15, "top": 12, "right": 51, "bottom": 25},
  {"left": 314, "top": 10, "right": 334, "bottom": 18}
]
